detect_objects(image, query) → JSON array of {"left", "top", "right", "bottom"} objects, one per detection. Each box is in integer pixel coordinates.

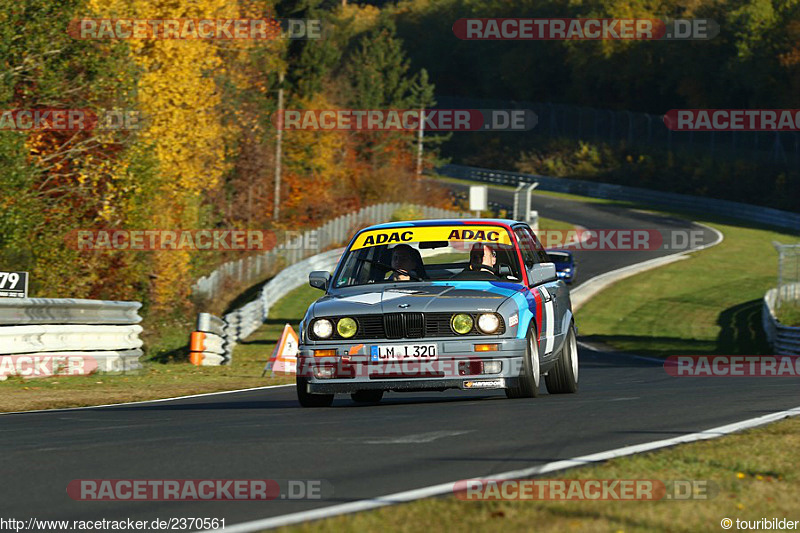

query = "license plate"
[{"left": 370, "top": 344, "right": 438, "bottom": 361}]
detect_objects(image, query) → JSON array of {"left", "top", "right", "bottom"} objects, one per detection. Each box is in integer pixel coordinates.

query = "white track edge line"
[
  {"left": 211, "top": 404, "right": 800, "bottom": 533},
  {"left": 0, "top": 384, "right": 293, "bottom": 416},
  {"left": 576, "top": 340, "right": 670, "bottom": 365}
]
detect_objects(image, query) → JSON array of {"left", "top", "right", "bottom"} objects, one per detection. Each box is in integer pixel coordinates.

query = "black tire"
[
  {"left": 296, "top": 377, "right": 334, "bottom": 407},
  {"left": 505, "top": 323, "right": 541, "bottom": 399},
  {"left": 351, "top": 390, "right": 384, "bottom": 404},
  {"left": 545, "top": 323, "right": 579, "bottom": 394}
]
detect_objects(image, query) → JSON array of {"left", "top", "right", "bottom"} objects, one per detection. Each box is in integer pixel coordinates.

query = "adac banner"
[{"left": 350, "top": 225, "right": 514, "bottom": 250}]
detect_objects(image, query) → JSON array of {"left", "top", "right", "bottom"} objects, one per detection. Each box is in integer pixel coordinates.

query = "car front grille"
[
  {"left": 383, "top": 313, "right": 406, "bottom": 339},
  {"left": 317, "top": 313, "right": 505, "bottom": 340},
  {"left": 358, "top": 315, "right": 384, "bottom": 338}
]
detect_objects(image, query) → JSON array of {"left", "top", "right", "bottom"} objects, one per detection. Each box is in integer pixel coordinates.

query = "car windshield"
[{"left": 333, "top": 224, "right": 523, "bottom": 287}]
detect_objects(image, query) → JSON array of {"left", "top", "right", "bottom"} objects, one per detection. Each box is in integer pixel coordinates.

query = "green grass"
[
  {"left": 575, "top": 221, "right": 800, "bottom": 357},
  {"left": 278, "top": 417, "right": 800, "bottom": 533},
  {"left": 776, "top": 305, "right": 800, "bottom": 327},
  {"left": 538, "top": 216, "right": 575, "bottom": 232},
  {"left": 0, "top": 284, "right": 321, "bottom": 413}
]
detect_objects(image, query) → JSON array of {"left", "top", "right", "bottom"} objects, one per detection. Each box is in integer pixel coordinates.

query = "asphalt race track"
[{"left": 2, "top": 189, "right": 798, "bottom": 530}]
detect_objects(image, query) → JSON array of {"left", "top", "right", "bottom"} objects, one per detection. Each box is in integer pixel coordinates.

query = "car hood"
[{"left": 311, "top": 282, "right": 525, "bottom": 316}]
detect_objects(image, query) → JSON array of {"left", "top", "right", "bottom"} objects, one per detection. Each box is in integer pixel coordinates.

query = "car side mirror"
[
  {"left": 528, "top": 263, "right": 557, "bottom": 286},
  {"left": 309, "top": 271, "right": 330, "bottom": 291}
]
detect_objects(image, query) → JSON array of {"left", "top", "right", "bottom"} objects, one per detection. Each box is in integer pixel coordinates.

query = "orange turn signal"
[
  {"left": 313, "top": 349, "right": 337, "bottom": 357},
  {"left": 474, "top": 344, "right": 499, "bottom": 352}
]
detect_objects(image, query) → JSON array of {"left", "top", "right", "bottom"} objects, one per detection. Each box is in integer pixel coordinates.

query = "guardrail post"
[{"left": 513, "top": 182, "right": 526, "bottom": 220}]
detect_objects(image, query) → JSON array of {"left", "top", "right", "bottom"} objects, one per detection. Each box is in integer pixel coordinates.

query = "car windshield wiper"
[{"left": 360, "top": 258, "right": 423, "bottom": 281}]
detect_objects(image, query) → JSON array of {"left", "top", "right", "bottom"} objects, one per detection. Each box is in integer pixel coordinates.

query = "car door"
[{"left": 513, "top": 224, "right": 566, "bottom": 359}]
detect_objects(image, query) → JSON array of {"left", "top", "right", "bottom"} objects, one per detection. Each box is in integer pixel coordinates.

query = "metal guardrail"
[
  {"left": 439, "top": 164, "right": 800, "bottom": 232},
  {"left": 197, "top": 313, "right": 226, "bottom": 337},
  {"left": 0, "top": 298, "right": 142, "bottom": 324},
  {"left": 192, "top": 203, "right": 464, "bottom": 302},
  {"left": 190, "top": 313, "right": 231, "bottom": 366},
  {"left": 1, "top": 325, "right": 143, "bottom": 354},
  {"left": 763, "top": 284, "right": 800, "bottom": 356},
  {"left": 0, "top": 298, "right": 144, "bottom": 379}
]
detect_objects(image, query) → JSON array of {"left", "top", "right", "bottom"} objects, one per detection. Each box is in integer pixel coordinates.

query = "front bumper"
[
  {"left": 308, "top": 377, "right": 520, "bottom": 394},
  {"left": 299, "top": 337, "right": 526, "bottom": 394}
]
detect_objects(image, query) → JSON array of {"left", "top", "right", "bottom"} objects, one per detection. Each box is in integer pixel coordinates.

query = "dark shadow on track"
[
  {"left": 716, "top": 299, "right": 771, "bottom": 355},
  {"left": 578, "top": 299, "right": 770, "bottom": 358},
  {"left": 579, "top": 334, "right": 717, "bottom": 358}
]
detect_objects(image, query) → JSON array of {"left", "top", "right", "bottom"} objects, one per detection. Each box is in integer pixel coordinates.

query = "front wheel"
[
  {"left": 505, "top": 324, "right": 541, "bottom": 399},
  {"left": 296, "top": 377, "right": 334, "bottom": 407},
  {"left": 545, "top": 323, "right": 579, "bottom": 394}
]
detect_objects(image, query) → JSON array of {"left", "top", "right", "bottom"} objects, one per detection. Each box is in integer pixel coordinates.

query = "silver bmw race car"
[{"left": 296, "top": 218, "right": 578, "bottom": 407}]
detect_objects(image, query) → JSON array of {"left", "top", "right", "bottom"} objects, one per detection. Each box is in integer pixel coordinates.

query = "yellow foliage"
[
  {"left": 87, "top": 0, "right": 236, "bottom": 308},
  {"left": 332, "top": 4, "right": 382, "bottom": 35},
  {"left": 283, "top": 93, "right": 349, "bottom": 186}
]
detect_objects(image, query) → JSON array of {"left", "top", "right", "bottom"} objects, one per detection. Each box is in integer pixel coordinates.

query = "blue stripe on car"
[{"left": 430, "top": 281, "right": 537, "bottom": 339}]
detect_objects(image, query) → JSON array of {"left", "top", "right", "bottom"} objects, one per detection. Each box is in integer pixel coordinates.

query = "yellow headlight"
[
  {"left": 451, "top": 313, "right": 474, "bottom": 335},
  {"left": 337, "top": 317, "right": 357, "bottom": 338}
]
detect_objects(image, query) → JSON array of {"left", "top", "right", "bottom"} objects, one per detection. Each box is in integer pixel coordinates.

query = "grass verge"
[
  {"left": 279, "top": 417, "right": 800, "bottom": 533},
  {"left": 575, "top": 219, "right": 800, "bottom": 357},
  {"left": 776, "top": 305, "right": 800, "bottom": 328}
]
